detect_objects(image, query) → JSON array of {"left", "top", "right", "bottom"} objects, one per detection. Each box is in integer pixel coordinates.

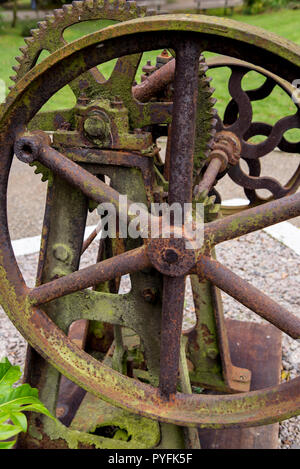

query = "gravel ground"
[{"left": 0, "top": 230, "right": 299, "bottom": 448}]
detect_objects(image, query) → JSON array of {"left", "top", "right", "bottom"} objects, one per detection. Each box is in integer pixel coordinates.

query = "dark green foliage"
[{"left": 243, "top": 0, "right": 289, "bottom": 14}]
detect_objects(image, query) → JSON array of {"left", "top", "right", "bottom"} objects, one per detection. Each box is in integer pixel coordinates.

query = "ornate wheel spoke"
[
  {"left": 228, "top": 162, "right": 288, "bottom": 199},
  {"left": 224, "top": 75, "right": 276, "bottom": 126},
  {"left": 224, "top": 68, "right": 252, "bottom": 136},
  {"left": 29, "top": 245, "right": 150, "bottom": 305},
  {"left": 197, "top": 256, "right": 300, "bottom": 339},
  {"left": 242, "top": 113, "right": 300, "bottom": 159},
  {"left": 206, "top": 56, "right": 300, "bottom": 212}
]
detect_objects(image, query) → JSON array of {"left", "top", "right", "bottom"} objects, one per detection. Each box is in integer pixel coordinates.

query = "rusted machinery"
[{"left": 1, "top": 0, "right": 300, "bottom": 449}]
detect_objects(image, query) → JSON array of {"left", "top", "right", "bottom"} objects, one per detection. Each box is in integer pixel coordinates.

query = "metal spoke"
[
  {"left": 133, "top": 58, "right": 175, "bottom": 103},
  {"left": 198, "top": 256, "right": 300, "bottom": 339},
  {"left": 159, "top": 39, "right": 201, "bottom": 398},
  {"left": 225, "top": 68, "right": 252, "bottom": 136},
  {"left": 205, "top": 191, "right": 300, "bottom": 246},
  {"left": 159, "top": 276, "right": 186, "bottom": 397},
  {"left": 28, "top": 246, "right": 150, "bottom": 305}
]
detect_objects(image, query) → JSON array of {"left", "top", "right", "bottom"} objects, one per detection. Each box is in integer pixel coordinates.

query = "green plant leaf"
[
  {"left": 0, "top": 440, "right": 16, "bottom": 449},
  {"left": 10, "top": 413, "right": 27, "bottom": 433},
  {"left": 0, "top": 357, "right": 55, "bottom": 449},
  {"left": 0, "top": 423, "right": 22, "bottom": 440},
  {"left": 0, "top": 358, "right": 21, "bottom": 390}
]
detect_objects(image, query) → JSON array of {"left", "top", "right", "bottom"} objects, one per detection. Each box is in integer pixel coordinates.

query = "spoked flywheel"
[{"left": 1, "top": 5, "right": 300, "bottom": 449}]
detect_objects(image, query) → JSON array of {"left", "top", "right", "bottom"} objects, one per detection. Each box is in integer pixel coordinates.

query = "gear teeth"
[
  {"left": 9, "top": 76, "right": 17, "bottom": 82},
  {"left": 45, "top": 14, "right": 55, "bottom": 24},
  {"left": 24, "top": 37, "right": 34, "bottom": 46},
  {"left": 11, "top": 0, "right": 155, "bottom": 110},
  {"left": 72, "top": 1, "right": 84, "bottom": 9},
  {"left": 37, "top": 21, "right": 47, "bottom": 30},
  {"left": 30, "top": 29, "right": 40, "bottom": 38},
  {"left": 19, "top": 46, "right": 28, "bottom": 55},
  {"left": 62, "top": 4, "right": 73, "bottom": 14},
  {"left": 203, "top": 76, "right": 213, "bottom": 84},
  {"left": 53, "top": 9, "right": 64, "bottom": 19},
  {"left": 12, "top": 65, "right": 20, "bottom": 73},
  {"left": 85, "top": 0, "right": 94, "bottom": 10}
]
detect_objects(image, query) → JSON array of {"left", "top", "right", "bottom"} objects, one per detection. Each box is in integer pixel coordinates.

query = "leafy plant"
[{"left": 0, "top": 357, "right": 55, "bottom": 449}]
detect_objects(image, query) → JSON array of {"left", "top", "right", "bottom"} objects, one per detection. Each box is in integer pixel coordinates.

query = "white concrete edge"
[
  {"left": 11, "top": 198, "right": 300, "bottom": 257},
  {"left": 222, "top": 198, "right": 300, "bottom": 256},
  {"left": 12, "top": 225, "right": 100, "bottom": 257}
]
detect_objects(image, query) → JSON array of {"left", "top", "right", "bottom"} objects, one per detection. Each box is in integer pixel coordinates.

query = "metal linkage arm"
[{"left": 14, "top": 132, "right": 138, "bottom": 219}]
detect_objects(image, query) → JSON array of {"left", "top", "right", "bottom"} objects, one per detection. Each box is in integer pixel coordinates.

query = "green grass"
[{"left": 0, "top": 7, "right": 300, "bottom": 139}]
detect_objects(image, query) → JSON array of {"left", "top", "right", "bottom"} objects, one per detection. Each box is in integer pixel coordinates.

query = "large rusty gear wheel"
[
  {"left": 10, "top": 0, "right": 217, "bottom": 184},
  {"left": 2, "top": 12, "right": 300, "bottom": 449},
  {"left": 10, "top": 0, "right": 150, "bottom": 86}
]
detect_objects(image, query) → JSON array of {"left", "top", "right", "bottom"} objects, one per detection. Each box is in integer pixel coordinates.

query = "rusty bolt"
[
  {"left": 53, "top": 245, "right": 69, "bottom": 262},
  {"left": 156, "top": 49, "right": 172, "bottom": 68},
  {"left": 84, "top": 114, "right": 110, "bottom": 140},
  {"left": 142, "top": 60, "right": 156, "bottom": 75},
  {"left": 163, "top": 248, "right": 179, "bottom": 264},
  {"left": 142, "top": 288, "right": 158, "bottom": 304}
]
